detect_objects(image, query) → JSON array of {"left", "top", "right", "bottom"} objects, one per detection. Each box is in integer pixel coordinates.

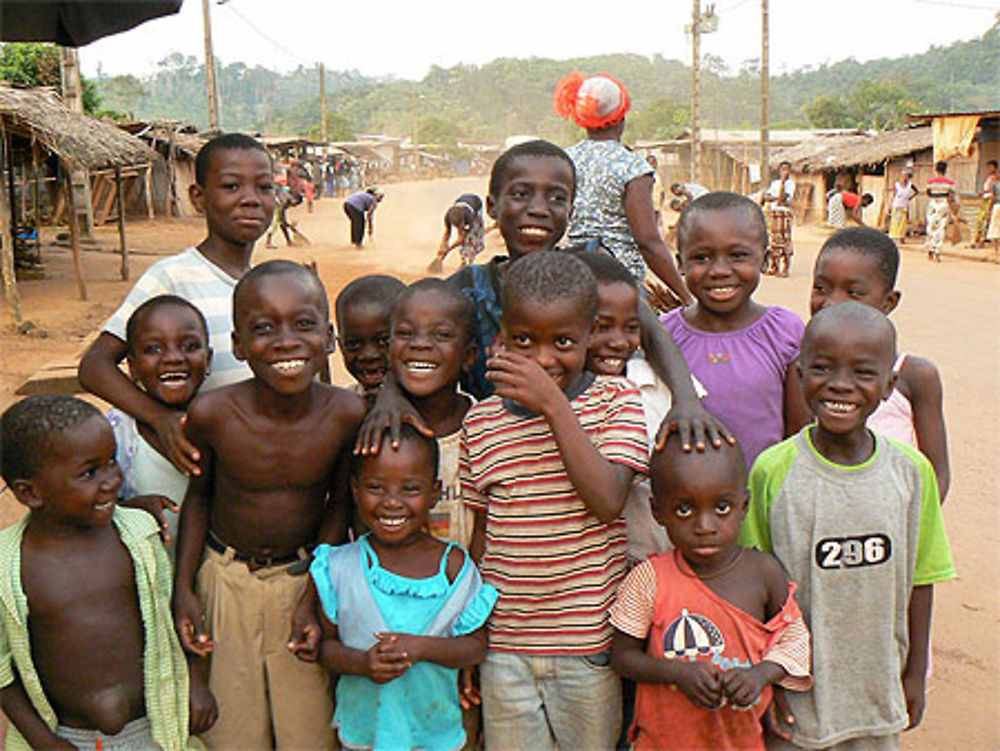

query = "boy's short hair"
[
  {"left": 651, "top": 429, "right": 747, "bottom": 490},
  {"left": 350, "top": 423, "right": 440, "bottom": 480},
  {"left": 779, "top": 160, "right": 792, "bottom": 169},
  {"left": 802, "top": 301, "right": 896, "bottom": 361},
  {"left": 502, "top": 251, "right": 597, "bottom": 320},
  {"left": 677, "top": 191, "right": 767, "bottom": 251},
  {"left": 574, "top": 249, "right": 638, "bottom": 290},
  {"left": 195, "top": 133, "right": 271, "bottom": 186},
  {"left": 988, "top": 159, "right": 999, "bottom": 169},
  {"left": 935, "top": 160, "right": 948, "bottom": 174},
  {"left": 488, "top": 140, "right": 575, "bottom": 199},
  {"left": 233, "top": 259, "right": 329, "bottom": 322},
  {"left": 395, "top": 278, "right": 475, "bottom": 345},
  {"left": 1, "top": 395, "right": 102, "bottom": 484},
  {"left": 819, "top": 226, "right": 900, "bottom": 289},
  {"left": 125, "top": 294, "right": 209, "bottom": 354},
  {"left": 334, "top": 274, "right": 405, "bottom": 329}
]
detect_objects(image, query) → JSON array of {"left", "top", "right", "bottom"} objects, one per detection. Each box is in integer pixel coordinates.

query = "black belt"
[{"left": 206, "top": 532, "right": 309, "bottom": 570}]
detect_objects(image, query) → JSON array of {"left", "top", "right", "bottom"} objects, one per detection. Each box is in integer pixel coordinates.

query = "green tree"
[
  {"left": 846, "top": 79, "right": 918, "bottom": 130},
  {"left": 0, "top": 42, "right": 102, "bottom": 115},
  {"left": 629, "top": 97, "right": 690, "bottom": 140},
  {"left": 98, "top": 74, "right": 147, "bottom": 119},
  {"left": 0, "top": 42, "right": 60, "bottom": 86},
  {"left": 802, "top": 79, "right": 920, "bottom": 130},
  {"left": 801, "top": 94, "right": 854, "bottom": 128}
]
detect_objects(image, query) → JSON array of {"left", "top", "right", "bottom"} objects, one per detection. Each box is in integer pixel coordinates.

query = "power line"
[
  {"left": 716, "top": 0, "right": 753, "bottom": 14},
  {"left": 218, "top": 2, "right": 313, "bottom": 68},
  {"left": 911, "top": 0, "right": 999, "bottom": 9}
]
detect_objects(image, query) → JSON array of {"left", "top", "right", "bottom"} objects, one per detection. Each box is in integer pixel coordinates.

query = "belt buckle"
[{"left": 246, "top": 554, "right": 274, "bottom": 572}]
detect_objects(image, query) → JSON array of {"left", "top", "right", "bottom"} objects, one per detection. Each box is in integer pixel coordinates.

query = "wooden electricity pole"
[
  {"left": 760, "top": 0, "right": 770, "bottom": 188},
  {"left": 319, "top": 62, "right": 328, "bottom": 156},
  {"left": 202, "top": 0, "right": 220, "bottom": 131},
  {"left": 59, "top": 47, "right": 94, "bottom": 238},
  {"left": 691, "top": 0, "right": 702, "bottom": 183}
]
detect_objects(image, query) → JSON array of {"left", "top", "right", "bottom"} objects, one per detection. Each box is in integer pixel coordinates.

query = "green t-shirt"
[{"left": 740, "top": 427, "right": 955, "bottom": 748}]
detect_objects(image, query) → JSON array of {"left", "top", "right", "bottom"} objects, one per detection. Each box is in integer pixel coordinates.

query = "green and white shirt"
[
  {"left": 0, "top": 508, "right": 198, "bottom": 751},
  {"left": 740, "top": 427, "right": 955, "bottom": 749}
]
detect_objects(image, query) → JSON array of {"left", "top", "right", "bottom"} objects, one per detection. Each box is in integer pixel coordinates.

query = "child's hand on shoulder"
[
  {"left": 486, "top": 349, "right": 565, "bottom": 415},
  {"left": 365, "top": 632, "right": 414, "bottom": 683},
  {"left": 671, "top": 660, "right": 723, "bottom": 709},
  {"left": 151, "top": 409, "right": 201, "bottom": 476},
  {"left": 118, "top": 493, "right": 178, "bottom": 542}
]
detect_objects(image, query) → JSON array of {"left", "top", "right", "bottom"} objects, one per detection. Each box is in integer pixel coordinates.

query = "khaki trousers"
[{"left": 196, "top": 545, "right": 334, "bottom": 750}]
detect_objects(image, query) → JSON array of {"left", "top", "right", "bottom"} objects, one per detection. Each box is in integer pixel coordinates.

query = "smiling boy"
[
  {"left": 79, "top": 134, "right": 275, "bottom": 478},
  {"left": 461, "top": 251, "right": 649, "bottom": 750},
  {"left": 740, "top": 303, "right": 955, "bottom": 750},
  {"left": 0, "top": 396, "right": 195, "bottom": 751},
  {"left": 172, "top": 260, "right": 365, "bottom": 749}
]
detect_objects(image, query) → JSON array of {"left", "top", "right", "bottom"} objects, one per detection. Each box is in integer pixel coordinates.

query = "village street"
[{"left": 0, "top": 176, "right": 997, "bottom": 748}]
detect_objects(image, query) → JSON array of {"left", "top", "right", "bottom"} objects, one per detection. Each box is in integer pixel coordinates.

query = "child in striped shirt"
[{"left": 462, "top": 251, "right": 649, "bottom": 750}]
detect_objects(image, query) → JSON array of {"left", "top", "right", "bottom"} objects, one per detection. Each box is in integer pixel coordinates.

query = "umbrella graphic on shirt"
[{"left": 662, "top": 609, "right": 725, "bottom": 659}]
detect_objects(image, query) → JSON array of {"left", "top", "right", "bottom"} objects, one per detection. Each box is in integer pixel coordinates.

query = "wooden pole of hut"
[
  {"left": 115, "top": 165, "right": 129, "bottom": 281},
  {"left": 63, "top": 169, "right": 87, "bottom": 301},
  {"left": 0, "top": 121, "right": 23, "bottom": 325},
  {"left": 31, "top": 137, "right": 41, "bottom": 234},
  {"left": 143, "top": 163, "right": 154, "bottom": 220}
]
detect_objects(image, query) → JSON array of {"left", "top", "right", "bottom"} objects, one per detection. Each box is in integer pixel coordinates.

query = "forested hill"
[{"left": 95, "top": 21, "right": 999, "bottom": 145}]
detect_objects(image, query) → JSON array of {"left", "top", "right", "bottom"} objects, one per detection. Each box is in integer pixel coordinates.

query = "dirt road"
[{"left": 1, "top": 177, "right": 997, "bottom": 748}]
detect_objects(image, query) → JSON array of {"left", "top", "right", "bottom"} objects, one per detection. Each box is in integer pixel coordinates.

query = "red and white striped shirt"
[{"left": 461, "top": 375, "right": 648, "bottom": 655}]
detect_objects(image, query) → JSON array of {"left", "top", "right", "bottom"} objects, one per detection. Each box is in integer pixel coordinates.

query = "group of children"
[{"left": 0, "top": 132, "right": 955, "bottom": 751}]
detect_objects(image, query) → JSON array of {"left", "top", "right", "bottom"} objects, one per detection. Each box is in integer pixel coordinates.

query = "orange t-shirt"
[{"left": 627, "top": 551, "right": 802, "bottom": 751}]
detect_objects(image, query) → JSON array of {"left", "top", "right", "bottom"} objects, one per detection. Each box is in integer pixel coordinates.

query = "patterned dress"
[
  {"left": 925, "top": 176, "right": 956, "bottom": 259},
  {"left": 566, "top": 139, "right": 654, "bottom": 282}
]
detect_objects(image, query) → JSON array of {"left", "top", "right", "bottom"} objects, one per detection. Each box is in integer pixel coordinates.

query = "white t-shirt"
[
  {"left": 103, "top": 247, "right": 251, "bottom": 391},
  {"left": 767, "top": 178, "right": 796, "bottom": 203}
]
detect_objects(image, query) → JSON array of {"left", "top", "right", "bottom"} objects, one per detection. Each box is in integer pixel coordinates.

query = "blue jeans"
[{"left": 480, "top": 650, "right": 621, "bottom": 751}]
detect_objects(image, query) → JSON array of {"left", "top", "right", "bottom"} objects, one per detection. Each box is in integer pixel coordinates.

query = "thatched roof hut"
[
  {"left": 118, "top": 120, "right": 206, "bottom": 216},
  {"left": 0, "top": 84, "right": 155, "bottom": 169},
  {"left": 772, "top": 126, "right": 933, "bottom": 172},
  {"left": 0, "top": 85, "right": 158, "bottom": 321},
  {"left": 119, "top": 119, "right": 206, "bottom": 160}
]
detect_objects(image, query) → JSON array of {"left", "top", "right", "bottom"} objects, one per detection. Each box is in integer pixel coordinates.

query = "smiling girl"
[{"left": 661, "top": 192, "right": 810, "bottom": 468}]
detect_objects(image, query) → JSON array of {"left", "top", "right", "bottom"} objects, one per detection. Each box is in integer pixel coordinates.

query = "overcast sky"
[{"left": 79, "top": 0, "right": 999, "bottom": 81}]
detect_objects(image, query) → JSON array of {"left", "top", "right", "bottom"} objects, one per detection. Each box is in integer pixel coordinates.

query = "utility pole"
[
  {"left": 691, "top": 0, "right": 701, "bottom": 183},
  {"left": 319, "top": 62, "right": 328, "bottom": 157},
  {"left": 412, "top": 88, "right": 420, "bottom": 172},
  {"left": 202, "top": 0, "right": 220, "bottom": 131},
  {"left": 760, "top": 0, "right": 770, "bottom": 188},
  {"left": 59, "top": 47, "right": 94, "bottom": 238}
]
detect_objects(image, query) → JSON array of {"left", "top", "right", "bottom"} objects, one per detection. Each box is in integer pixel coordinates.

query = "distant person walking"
[
  {"left": 889, "top": 169, "right": 918, "bottom": 244},
  {"left": 925, "top": 161, "right": 958, "bottom": 262},
  {"left": 974, "top": 159, "right": 998, "bottom": 248},
  {"left": 343, "top": 188, "right": 384, "bottom": 248},
  {"left": 554, "top": 71, "right": 691, "bottom": 305}
]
